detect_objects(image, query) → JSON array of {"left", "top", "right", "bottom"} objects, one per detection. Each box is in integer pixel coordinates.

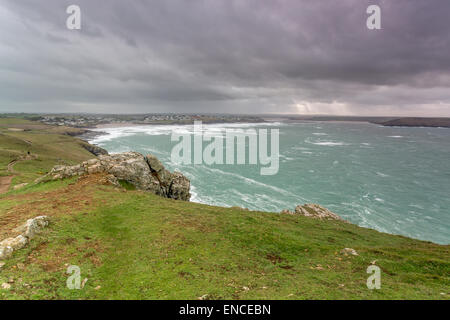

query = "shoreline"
[
  {"left": 92, "top": 119, "right": 270, "bottom": 129},
  {"left": 83, "top": 118, "right": 450, "bottom": 131},
  {"left": 76, "top": 119, "right": 450, "bottom": 149},
  {"left": 78, "top": 120, "right": 281, "bottom": 143}
]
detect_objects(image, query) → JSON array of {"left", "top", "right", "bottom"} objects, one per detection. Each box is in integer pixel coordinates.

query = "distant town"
[
  {"left": 23, "top": 113, "right": 266, "bottom": 128},
  {"left": 0, "top": 113, "right": 449, "bottom": 128}
]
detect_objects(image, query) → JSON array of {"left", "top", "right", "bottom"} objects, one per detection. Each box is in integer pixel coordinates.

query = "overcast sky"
[{"left": 1, "top": 0, "right": 449, "bottom": 116}]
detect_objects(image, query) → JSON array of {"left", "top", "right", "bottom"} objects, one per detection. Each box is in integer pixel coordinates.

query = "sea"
[{"left": 88, "top": 121, "right": 450, "bottom": 244}]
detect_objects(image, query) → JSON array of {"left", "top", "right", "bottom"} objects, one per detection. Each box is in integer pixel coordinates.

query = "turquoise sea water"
[{"left": 90, "top": 121, "right": 450, "bottom": 244}]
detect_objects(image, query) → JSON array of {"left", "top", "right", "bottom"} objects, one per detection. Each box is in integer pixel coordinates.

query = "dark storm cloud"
[{"left": 0, "top": 0, "right": 449, "bottom": 115}]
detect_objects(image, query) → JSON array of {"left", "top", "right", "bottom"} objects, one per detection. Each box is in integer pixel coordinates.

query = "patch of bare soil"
[
  {"left": 0, "top": 173, "right": 109, "bottom": 240},
  {"left": 0, "top": 175, "right": 13, "bottom": 194},
  {"left": 0, "top": 154, "right": 38, "bottom": 195},
  {"left": 25, "top": 238, "right": 106, "bottom": 273}
]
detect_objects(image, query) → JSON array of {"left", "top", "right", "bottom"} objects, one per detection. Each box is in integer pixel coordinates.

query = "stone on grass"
[
  {"left": 340, "top": 248, "right": 359, "bottom": 256},
  {"left": 0, "top": 216, "right": 49, "bottom": 261},
  {"left": 1, "top": 283, "right": 11, "bottom": 290}
]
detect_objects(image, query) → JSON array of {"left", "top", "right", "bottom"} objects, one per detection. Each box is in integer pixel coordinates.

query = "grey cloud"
[{"left": 0, "top": 0, "right": 449, "bottom": 115}]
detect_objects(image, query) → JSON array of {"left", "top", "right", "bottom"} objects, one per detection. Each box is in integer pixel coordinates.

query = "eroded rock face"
[
  {"left": 281, "top": 204, "right": 345, "bottom": 221},
  {"left": 36, "top": 152, "right": 191, "bottom": 201},
  {"left": 79, "top": 142, "right": 108, "bottom": 156}
]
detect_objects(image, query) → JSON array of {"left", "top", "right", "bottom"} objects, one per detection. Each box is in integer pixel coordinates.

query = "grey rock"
[
  {"left": 341, "top": 248, "right": 359, "bottom": 256},
  {"left": 13, "top": 183, "right": 28, "bottom": 190},
  {"left": 0, "top": 216, "right": 50, "bottom": 261},
  {"left": 14, "top": 216, "right": 50, "bottom": 240},
  {"left": 36, "top": 152, "right": 191, "bottom": 201},
  {"left": 281, "top": 204, "right": 345, "bottom": 221},
  {"left": 0, "top": 235, "right": 28, "bottom": 251},
  {"left": 0, "top": 246, "right": 13, "bottom": 260},
  {"left": 1, "top": 283, "right": 11, "bottom": 290},
  {"left": 79, "top": 142, "right": 108, "bottom": 156}
]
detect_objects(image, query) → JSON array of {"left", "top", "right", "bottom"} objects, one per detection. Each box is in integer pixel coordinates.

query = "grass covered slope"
[
  {"left": 0, "top": 118, "right": 448, "bottom": 300},
  {"left": 0, "top": 118, "right": 94, "bottom": 187},
  {"left": 0, "top": 176, "right": 448, "bottom": 300}
]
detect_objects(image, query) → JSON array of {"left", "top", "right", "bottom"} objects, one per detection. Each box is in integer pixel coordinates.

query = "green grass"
[
  {"left": 0, "top": 181, "right": 448, "bottom": 300},
  {"left": 0, "top": 118, "right": 448, "bottom": 300},
  {"left": 118, "top": 179, "right": 137, "bottom": 191}
]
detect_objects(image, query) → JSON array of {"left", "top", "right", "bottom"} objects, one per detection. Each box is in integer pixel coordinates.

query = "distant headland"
[{"left": 278, "top": 116, "right": 450, "bottom": 128}]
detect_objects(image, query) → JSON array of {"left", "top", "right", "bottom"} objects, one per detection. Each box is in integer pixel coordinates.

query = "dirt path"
[
  {"left": 0, "top": 176, "right": 13, "bottom": 194},
  {"left": 7, "top": 154, "right": 36, "bottom": 174},
  {"left": 1, "top": 158, "right": 18, "bottom": 193},
  {"left": 1, "top": 154, "right": 37, "bottom": 194},
  {"left": 0, "top": 173, "right": 100, "bottom": 239},
  {"left": 7, "top": 159, "right": 19, "bottom": 174}
]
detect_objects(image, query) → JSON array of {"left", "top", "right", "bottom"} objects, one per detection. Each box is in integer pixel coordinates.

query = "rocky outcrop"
[
  {"left": 36, "top": 152, "right": 191, "bottom": 201},
  {"left": 0, "top": 216, "right": 49, "bottom": 260},
  {"left": 281, "top": 204, "right": 345, "bottom": 222},
  {"left": 79, "top": 142, "right": 108, "bottom": 156}
]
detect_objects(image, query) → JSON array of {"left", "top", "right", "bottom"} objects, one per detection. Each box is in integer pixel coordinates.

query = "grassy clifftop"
[
  {"left": 0, "top": 118, "right": 94, "bottom": 185},
  {"left": 0, "top": 118, "right": 448, "bottom": 300}
]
